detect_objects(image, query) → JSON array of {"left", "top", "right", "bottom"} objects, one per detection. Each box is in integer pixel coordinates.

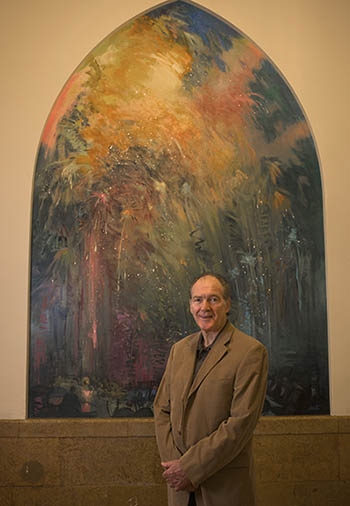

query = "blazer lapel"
[
  {"left": 180, "top": 331, "right": 201, "bottom": 401},
  {"left": 187, "top": 322, "right": 234, "bottom": 399}
]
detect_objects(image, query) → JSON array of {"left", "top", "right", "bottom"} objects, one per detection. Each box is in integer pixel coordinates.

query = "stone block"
[
  {"left": 339, "top": 434, "right": 350, "bottom": 480},
  {"left": 127, "top": 420, "right": 155, "bottom": 437},
  {"left": 61, "top": 437, "right": 162, "bottom": 486},
  {"left": 257, "top": 481, "right": 350, "bottom": 506},
  {"left": 257, "top": 481, "right": 298, "bottom": 506},
  {"left": 102, "top": 485, "right": 168, "bottom": 506},
  {"left": 0, "top": 420, "right": 19, "bottom": 437},
  {"left": 0, "top": 438, "right": 62, "bottom": 486},
  {"left": 338, "top": 416, "right": 350, "bottom": 434},
  {"left": 19, "top": 419, "right": 129, "bottom": 438},
  {"left": 293, "top": 480, "right": 350, "bottom": 506},
  {"left": 12, "top": 485, "right": 168, "bottom": 506},
  {"left": 12, "top": 486, "right": 75, "bottom": 506},
  {"left": 0, "top": 487, "right": 12, "bottom": 506},
  {"left": 255, "top": 416, "right": 338, "bottom": 435},
  {"left": 254, "top": 434, "right": 339, "bottom": 482}
]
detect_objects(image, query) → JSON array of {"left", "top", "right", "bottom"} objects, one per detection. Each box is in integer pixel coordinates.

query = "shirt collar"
[{"left": 197, "top": 319, "right": 229, "bottom": 352}]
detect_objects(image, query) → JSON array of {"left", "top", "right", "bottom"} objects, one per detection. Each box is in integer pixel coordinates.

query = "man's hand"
[{"left": 161, "top": 460, "right": 195, "bottom": 492}]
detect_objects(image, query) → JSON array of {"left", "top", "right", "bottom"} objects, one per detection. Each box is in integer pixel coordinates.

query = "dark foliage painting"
[{"left": 29, "top": 0, "right": 329, "bottom": 418}]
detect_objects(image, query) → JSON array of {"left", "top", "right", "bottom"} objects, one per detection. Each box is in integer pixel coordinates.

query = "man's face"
[{"left": 190, "top": 276, "right": 230, "bottom": 334}]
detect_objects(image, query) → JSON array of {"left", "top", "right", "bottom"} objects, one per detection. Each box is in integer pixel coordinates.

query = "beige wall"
[{"left": 0, "top": 0, "right": 349, "bottom": 419}]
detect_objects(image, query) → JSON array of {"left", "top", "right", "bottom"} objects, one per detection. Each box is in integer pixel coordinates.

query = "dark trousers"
[{"left": 188, "top": 492, "right": 196, "bottom": 505}]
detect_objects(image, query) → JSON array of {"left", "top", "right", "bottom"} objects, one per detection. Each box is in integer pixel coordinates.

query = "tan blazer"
[{"left": 154, "top": 321, "right": 268, "bottom": 506}]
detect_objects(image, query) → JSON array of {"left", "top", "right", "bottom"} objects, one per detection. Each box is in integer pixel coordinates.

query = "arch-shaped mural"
[{"left": 29, "top": 0, "right": 329, "bottom": 418}]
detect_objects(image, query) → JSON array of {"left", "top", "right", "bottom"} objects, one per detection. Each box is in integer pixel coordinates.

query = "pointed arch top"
[{"left": 29, "top": 0, "right": 328, "bottom": 418}]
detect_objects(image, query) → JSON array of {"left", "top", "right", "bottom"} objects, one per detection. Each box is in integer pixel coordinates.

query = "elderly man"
[{"left": 154, "top": 273, "right": 268, "bottom": 506}]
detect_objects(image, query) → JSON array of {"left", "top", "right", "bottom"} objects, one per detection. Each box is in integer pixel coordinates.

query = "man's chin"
[{"left": 196, "top": 319, "right": 215, "bottom": 330}]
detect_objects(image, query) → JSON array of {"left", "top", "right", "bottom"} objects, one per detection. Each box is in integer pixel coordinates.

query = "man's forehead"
[{"left": 191, "top": 276, "right": 224, "bottom": 295}]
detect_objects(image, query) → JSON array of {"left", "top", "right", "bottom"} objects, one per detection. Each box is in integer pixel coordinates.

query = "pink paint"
[
  {"left": 89, "top": 319, "right": 98, "bottom": 350},
  {"left": 41, "top": 71, "right": 87, "bottom": 153},
  {"left": 33, "top": 338, "right": 46, "bottom": 384},
  {"left": 87, "top": 233, "right": 99, "bottom": 351},
  {"left": 81, "top": 388, "right": 93, "bottom": 412},
  {"left": 92, "top": 192, "right": 108, "bottom": 206}
]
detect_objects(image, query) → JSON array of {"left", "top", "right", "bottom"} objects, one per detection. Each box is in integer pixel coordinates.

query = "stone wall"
[{"left": 0, "top": 416, "right": 349, "bottom": 505}]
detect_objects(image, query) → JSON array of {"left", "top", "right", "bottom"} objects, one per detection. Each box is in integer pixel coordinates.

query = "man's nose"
[{"left": 200, "top": 299, "right": 211, "bottom": 310}]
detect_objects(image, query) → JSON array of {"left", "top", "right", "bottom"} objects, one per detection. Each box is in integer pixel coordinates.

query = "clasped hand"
[{"left": 161, "top": 459, "right": 195, "bottom": 492}]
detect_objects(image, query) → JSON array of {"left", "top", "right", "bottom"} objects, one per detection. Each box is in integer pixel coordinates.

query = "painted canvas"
[{"left": 29, "top": 0, "right": 329, "bottom": 418}]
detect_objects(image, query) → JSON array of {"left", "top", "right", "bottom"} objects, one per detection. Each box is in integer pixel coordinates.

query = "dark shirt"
[{"left": 192, "top": 320, "right": 228, "bottom": 382}]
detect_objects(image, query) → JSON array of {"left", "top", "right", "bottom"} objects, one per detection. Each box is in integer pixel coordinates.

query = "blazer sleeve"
[
  {"left": 179, "top": 343, "right": 268, "bottom": 487},
  {"left": 153, "top": 345, "right": 182, "bottom": 462}
]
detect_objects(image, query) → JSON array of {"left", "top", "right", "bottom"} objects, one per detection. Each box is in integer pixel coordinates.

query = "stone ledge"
[
  {"left": 0, "top": 420, "right": 19, "bottom": 438},
  {"left": 254, "top": 415, "right": 340, "bottom": 435},
  {"left": 18, "top": 419, "right": 129, "bottom": 438},
  {"left": 339, "top": 417, "right": 350, "bottom": 433},
  {"left": 0, "top": 416, "right": 349, "bottom": 439},
  {"left": 17, "top": 419, "right": 154, "bottom": 438}
]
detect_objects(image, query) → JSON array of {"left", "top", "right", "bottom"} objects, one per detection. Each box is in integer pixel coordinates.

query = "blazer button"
[{"left": 178, "top": 429, "right": 182, "bottom": 435}]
